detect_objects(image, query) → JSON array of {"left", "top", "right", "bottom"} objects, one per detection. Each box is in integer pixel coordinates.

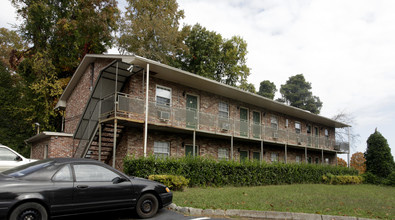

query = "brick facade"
[{"left": 28, "top": 56, "right": 341, "bottom": 171}]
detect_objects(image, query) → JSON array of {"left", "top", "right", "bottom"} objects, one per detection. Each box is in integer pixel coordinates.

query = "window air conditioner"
[
  {"left": 273, "top": 132, "right": 279, "bottom": 139},
  {"left": 159, "top": 111, "right": 170, "bottom": 121},
  {"left": 221, "top": 122, "right": 230, "bottom": 131}
]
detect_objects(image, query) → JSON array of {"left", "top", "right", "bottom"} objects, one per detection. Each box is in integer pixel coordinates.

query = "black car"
[{"left": 0, "top": 158, "right": 173, "bottom": 220}]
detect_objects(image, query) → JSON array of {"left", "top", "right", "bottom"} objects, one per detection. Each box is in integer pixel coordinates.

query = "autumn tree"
[
  {"left": 118, "top": 0, "right": 185, "bottom": 63},
  {"left": 0, "top": 28, "right": 27, "bottom": 69},
  {"left": 350, "top": 152, "right": 366, "bottom": 174},
  {"left": 9, "top": 0, "right": 119, "bottom": 132},
  {"left": 337, "top": 157, "right": 347, "bottom": 167},
  {"left": 364, "top": 129, "right": 395, "bottom": 178},
  {"left": 172, "top": 24, "right": 250, "bottom": 87},
  {"left": 278, "top": 74, "right": 323, "bottom": 114},
  {"left": 258, "top": 80, "right": 277, "bottom": 99}
]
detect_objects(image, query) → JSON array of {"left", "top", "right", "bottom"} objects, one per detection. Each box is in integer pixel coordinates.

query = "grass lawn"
[{"left": 173, "top": 184, "right": 394, "bottom": 219}]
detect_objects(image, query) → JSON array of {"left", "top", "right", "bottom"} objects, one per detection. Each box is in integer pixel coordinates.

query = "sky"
[{"left": 1, "top": 0, "right": 394, "bottom": 159}]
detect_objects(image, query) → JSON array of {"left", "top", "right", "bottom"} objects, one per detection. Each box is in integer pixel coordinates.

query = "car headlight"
[{"left": 165, "top": 187, "right": 171, "bottom": 193}]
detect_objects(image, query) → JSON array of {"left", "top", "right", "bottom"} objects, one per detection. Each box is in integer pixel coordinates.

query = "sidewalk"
[{"left": 168, "top": 204, "right": 375, "bottom": 220}]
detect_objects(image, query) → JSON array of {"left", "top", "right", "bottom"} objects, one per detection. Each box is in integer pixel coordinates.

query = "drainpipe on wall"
[{"left": 143, "top": 64, "right": 150, "bottom": 157}]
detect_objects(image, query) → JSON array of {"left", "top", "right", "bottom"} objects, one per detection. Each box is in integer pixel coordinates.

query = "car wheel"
[
  {"left": 9, "top": 202, "right": 48, "bottom": 220},
  {"left": 136, "top": 193, "right": 159, "bottom": 219}
]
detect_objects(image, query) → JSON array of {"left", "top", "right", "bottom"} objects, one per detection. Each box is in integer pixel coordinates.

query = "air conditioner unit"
[
  {"left": 297, "top": 137, "right": 302, "bottom": 145},
  {"left": 221, "top": 122, "right": 230, "bottom": 131},
  {"left": 273, "top": 132, "right": 279, "bottom": 139},
  {"left": 159, "top": 111, "right": 170, "bottom": 121}
]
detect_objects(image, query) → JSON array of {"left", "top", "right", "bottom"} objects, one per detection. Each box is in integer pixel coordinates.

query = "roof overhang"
[
  {"left": 25, "top": 132, "right": 73, "bottom": 144},
  {"left": 56, "top": 54, "right": 350, "bottom": 128}
]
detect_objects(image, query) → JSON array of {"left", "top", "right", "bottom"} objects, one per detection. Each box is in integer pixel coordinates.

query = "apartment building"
[{"left": 26, "top": 54, "right": 350, "bottom": 171}]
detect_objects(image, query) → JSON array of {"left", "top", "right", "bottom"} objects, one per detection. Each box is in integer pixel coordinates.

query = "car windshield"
[{"left": 2, "top": 160, "right": 53, "bottom": 177}]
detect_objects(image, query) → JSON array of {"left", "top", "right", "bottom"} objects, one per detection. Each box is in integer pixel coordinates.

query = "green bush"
[
  {"left": 383, "top": 171, "right": 395, "bottom": 186},
  {"left": 148, "top": 174, "right": 189, "bottom": 191},
  {"left": 322, "top": 173, "right": 363, "bottom": 185},
  {"left": 124, "top": 155, "right": 358, "bottom": 187}
]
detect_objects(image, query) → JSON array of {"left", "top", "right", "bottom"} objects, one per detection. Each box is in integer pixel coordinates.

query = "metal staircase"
[{"left": 72, "top": 60, "right": 143, "bottom": 164}]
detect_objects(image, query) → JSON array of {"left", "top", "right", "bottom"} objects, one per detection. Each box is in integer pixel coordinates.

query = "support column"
[
  {"left": 231, "top": 136, "right": 234, "bottom": 161},
  {"left": 347, "top": 127, "right": 351, "bottom": 168},
  {"left": 193, "top": 130, "right": 196, "bottom": 157},
  {"left": 144, "top": 64, "right": 150, "bottom": 158},
  {"left": 98, "top": 123, "right": 102, "bottom": 162},
  {"left": 112, "top": 119, "right": 117, "bottom": 168},
  {"left": 322, "top": 149, "right": 324, "bottom": 165}
]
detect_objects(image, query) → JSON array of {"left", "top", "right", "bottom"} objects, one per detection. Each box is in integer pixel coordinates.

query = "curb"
[{"left": 168, "top": 203, "right": 376, "bottom": 220}]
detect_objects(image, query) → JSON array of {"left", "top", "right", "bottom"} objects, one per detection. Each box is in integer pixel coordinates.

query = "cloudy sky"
[{"left": 1, "top": 0, "right": 394, "bottom": 158}]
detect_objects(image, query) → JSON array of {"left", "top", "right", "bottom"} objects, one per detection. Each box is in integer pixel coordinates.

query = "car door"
[{"left": 72, "top": 163, "right": 134, "bottom": 213}]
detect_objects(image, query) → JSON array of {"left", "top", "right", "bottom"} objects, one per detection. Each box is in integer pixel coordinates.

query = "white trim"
[{"left": 155, "top": 85, "right": 172, "bottom": 107}]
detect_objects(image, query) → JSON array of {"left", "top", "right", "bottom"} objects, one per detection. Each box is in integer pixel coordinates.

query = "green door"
[
  {"left": 252, "top": 112, "right": 260, "bottom": 138},
  {"left": 240, "top": 151, "right": 248, "bottom": 163},
  {"left": 240, "top": 108, "right": 248, "bottom": 136},
  {"left": 314, "top": 127, "right": 319, "bottom": 147},
  {"left": 186, "top": 95, "right": 198, "bottom": 128},
  {"left": 185, "top": 145, "right": 198, "bottom": 157},
  {"left": 253, "top": 152, "right": 260, "bottom": 161}
]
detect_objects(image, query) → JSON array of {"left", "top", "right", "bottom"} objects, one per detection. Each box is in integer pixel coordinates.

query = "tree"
[
  {"left": 9, "top": 0, "right": 119, "bottom": 132},
  {"left": 173, "top": 24, "right": 250, "bottom": 86},
  {"left": 258, "top": 80, "right": 277, "bottom": 99},
  {"left": 364, "top": 129, "right": 395, "bottom": 178},
  {"left": 12, "top": 0, "right": 119, "bottom": 77},
  {"left": 332, "top": 110, "right": 360, "bottom": 151},
  {"left": 0, "top": 28, "right": 27, "bottom": 70},
  {"left": 0, "top": 61, "right": 34, "bottom": 156},
  {"left": 337, "top": 157, "right": 347, "bottom": 167},
  {"left": 118, "top": 0, "right": 185, "bottom": 63},
  {"left": 279, "top": 74, "right": 322, "bottom": 114},
  {"left": 239, "top": 81, "right": 256, "bottom": 93},
  {"left": 350, "top": 152, "right": 366, "bottom": 174}
]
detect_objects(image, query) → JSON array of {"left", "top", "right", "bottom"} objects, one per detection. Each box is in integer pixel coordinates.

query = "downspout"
[{"left": 143, "top": 64, "right": 150, "bottom": 157}]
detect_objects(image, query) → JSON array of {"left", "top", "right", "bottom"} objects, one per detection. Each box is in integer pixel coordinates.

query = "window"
[
  {"left": 295, "top": 122, "right": 301, "bottom": 134},
  {"left": 154, "top": 141, "right": 170, "bottom": 158},
  {"left": 219, "top": 102, "right": 229, "bottom": 118},
  {"left": 156, "top": 86, "right": 171, "bottom": 107},
  {"left": 74, "top": 164, "right": 119, "bottom": 182},
  {"left": 308, "top": 157, "right": 312, "bottom": 164},
  {"left": 271, "top": 116, "right": 278, "bottom": 130},
  {"left": 325, "top": 129, "right": 329, "bottom": 137},
  {"left": 218, "top": 148, "right": 229, "bottom": 161},
  {"left": 52, "top": 165, "right": 72, "bottom": 182},
  {"left": 0, "top": 147, "right": 18, "bottom": 161},
  {"left": 271, "top": 153, "right": 279, "bottom": 162},
  {"left": 315, "top": 158, "right": 319, "bottom": 164},
  {"left": 295, "top": 156, "right": 301, "bottom": 164}
]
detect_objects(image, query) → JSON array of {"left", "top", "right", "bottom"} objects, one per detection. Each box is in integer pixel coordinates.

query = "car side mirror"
[
  {"left": 15, "top": 156, "right": 23, "bottom": 162},
  {"left": 112, "top": 177, "right": 127, "bottom": 184}
]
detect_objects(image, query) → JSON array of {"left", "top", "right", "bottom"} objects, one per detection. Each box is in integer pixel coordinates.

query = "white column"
[{"left": 144, "top": 64, "right": 150, "bottom": 157}]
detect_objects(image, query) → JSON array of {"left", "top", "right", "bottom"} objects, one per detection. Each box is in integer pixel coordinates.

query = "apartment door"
[
  {"left": 185, "top": 145, "right": 199, "bottom": 157},
  {"left": 240, "top": 108, "right": 248, "bottom": 137},
  {"left": 252, "top": 111, "right": 261, "bottom": 138},
  {"left": 240, "top": 151, "right": 248, "bottom": 163},
  {"left": 186, "top": 95, "right": 198, "bottom": 128},
  {"left": 314, "top": 127, "right": 319, "bottom": 147}
]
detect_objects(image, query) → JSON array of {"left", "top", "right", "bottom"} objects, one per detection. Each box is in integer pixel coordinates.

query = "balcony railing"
[{"left": 100, "top": 93, "right": 338, "bottom": 150}]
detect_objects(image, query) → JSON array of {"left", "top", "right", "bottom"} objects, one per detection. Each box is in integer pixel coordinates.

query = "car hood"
[{"left": 131, "top": 176, "right": 166, "bottom": 187}]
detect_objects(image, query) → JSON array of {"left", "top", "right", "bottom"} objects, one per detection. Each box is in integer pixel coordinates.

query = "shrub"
[
  {"left": 148, "top": 175, "right": 189, "bottom": 191},
  {"left": 322, "top": 173, "right": 363, "bottom": 185},
  {"left": 124, "top": 155, "right": 358, "bottom": 187},
  {"left": 383, "top": 171, "right": 395, "bottom": 186}
]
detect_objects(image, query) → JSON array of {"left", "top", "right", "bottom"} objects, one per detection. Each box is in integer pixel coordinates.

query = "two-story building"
[{"left": 26, "top": 54, "right": 350, "bottom": 171}]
